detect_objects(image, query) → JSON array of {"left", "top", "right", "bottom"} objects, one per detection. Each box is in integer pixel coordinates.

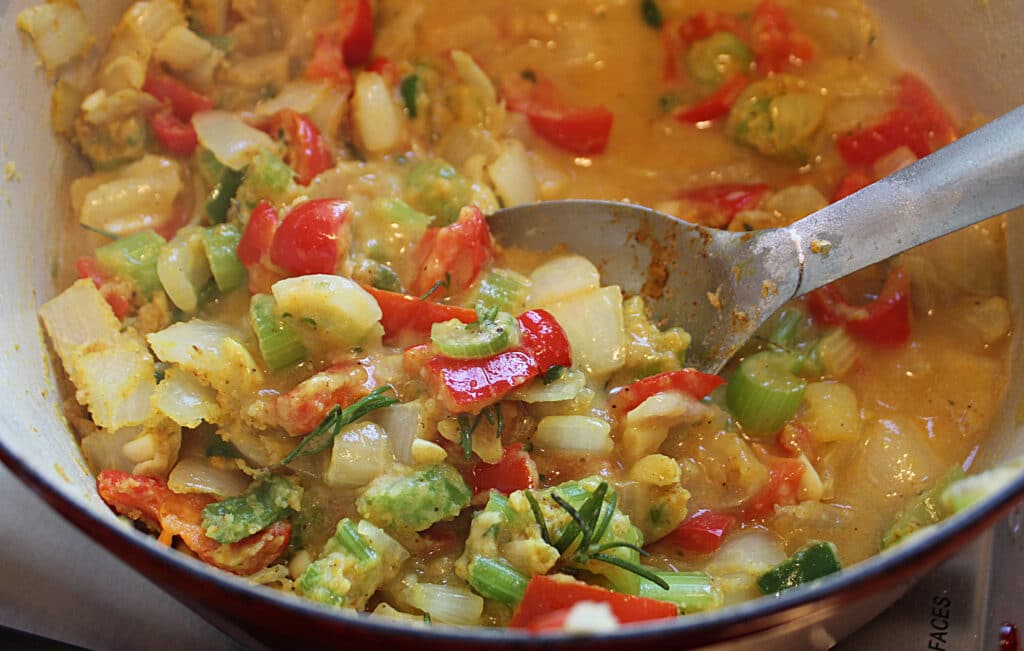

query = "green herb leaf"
[
  {"left": 457, "top": 412, "right": 483, "bottom": 460},
  {"left": 641, "top": 0, "right": 663, "bottom": 28},
  {"left": 541, "top": 365, "right": 567, "bottom": 385},
  {"left": 400, "top": 74, "right": 420, "bottom": 118},
  {"left": 278, "top": 386, "right": 398, "bottom": 465},
  {"left": 81, "top": 223, "right": 121, "bottom": 240},
  {"left": 525, "top": 490, "right": 551, "bottom": 545},
  {"left": 419, "top": 272, "right": 451, "bottom": 301}
]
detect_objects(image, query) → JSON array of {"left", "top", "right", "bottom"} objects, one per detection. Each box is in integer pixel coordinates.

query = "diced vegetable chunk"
[{"left": 357, "top": 464, "right": 471, "bottom": 532}]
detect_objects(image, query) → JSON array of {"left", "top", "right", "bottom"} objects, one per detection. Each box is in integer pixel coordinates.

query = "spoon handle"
[{"left": 787, "top": 104, "right": 1024, "bottom": 295}]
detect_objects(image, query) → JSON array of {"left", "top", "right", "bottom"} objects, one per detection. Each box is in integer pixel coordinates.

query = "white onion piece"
[
  {"left": 534, "top": 416, "right": 612, "bottom": 454},
  {"left": 39, "top": 280, "right": 120, "bottom": 363},
  {"left": 542, "top": 286, "right": 625, "bottom": 378},
  {"left": 487, "top": 139, "right": 539, "bottom": 207},
  {"left": 16, "top": 2, "right": 94, "bottom": 75},
  {"left": 370, "top": 400, "right": 427, "bottom": 465},
  {"left": 353, "top": 72, "right": 402, "bottom": 153},
  {"left": 154, "top": 25, "right": 217, "bottom": 73},
  {"left": 509, "top": 367, "right": 586, "bottom": 403},
  {"left": 407, "top": 583, "right": 483, "bottom": 625},
  {"left": 167, "top": 456, "right": 250, "bottom": 497},
  {"left": 152, "top": 367, "right": 220, "bottom": 428},
  {"left": 451, "top": 50, "right": 498, "bottom": 108},
  {"left": 272, "top": 275, "right": 383, "bottom": 347},
  {"left": 193, "top": 110, "right": 276, "bottom": 170},
  {"left": 122, "top": 0, "right": 186, "bottom": 46},
  {"left": 356, "top": 520, "right": 410, "bottom": 569},
  {"left": 157, "top": 227, "right": 212, "bottom": 314},
  {"left": 256, "top": 80, "right": 331, "bottom": 117},
  {"left": 528, "top": 255, "right": 601, "bottom": 307},
  {"left": 325, "top": 422, "right": 395, "bottom": 488},
  {"left": 74, "top": 155, "right": 183, "bottom": 235}
]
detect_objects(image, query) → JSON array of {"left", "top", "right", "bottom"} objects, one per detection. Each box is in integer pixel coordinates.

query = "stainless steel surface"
[{"left": 492, "top": 106, "right": 1024, "bottom": 373}]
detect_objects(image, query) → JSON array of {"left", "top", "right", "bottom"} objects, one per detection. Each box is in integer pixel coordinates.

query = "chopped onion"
[
  {"left": 528, "top": 255, "right": 602, "bottom": 307},
  {"left": 157, "top": 227, "right": 213, "bottom": 314},
  {"left": 70, "top": 333, "right": 157, "bottom": 431},
  {"left": 451, "top": 50, "right": 498, "bottom": 108},
  {"left": 705, "top": 531, "right": 787, "bottom": 578},
  {"left": 146, "top": 320, "right": 255, "bottom": 398},
  {"left": 371, "top": 400, "right": 429, "bottom": 465},
  {"left": 16, "top": 1, "right": 94, "bottom": 75},
  {"left": 272, "top": 275, "right": 384, "bottom": 348},
  {"left": 356, "top": 520, "right": 410, "bottom": 569},
  {"left": 763, "top": 184, "right": 827, "bottom": 224},
  {"left": 121, "top": 0, "right": 186, "bottom": 46},
  {"left": 326, "top": 422, "right": 395, "bottom": 489},
  {"left": 534, "top": 416, "right": 613, "bottom": 454},
  {"left": 193, "top": 110, "right": 276, "bottom": 170},
  {"left": 487, "top": 139, "right": 539, "bottom": 207},
  {"left": 81, "top": 419, "right": 181, "bottom": 478},
  {"left": 542, "top": 286, "right": 625, "bottom": 378},
  {"left": 81, "top": 88, "right": 162, "bottom": 125},
  {"left": 353, "top": 72, "right": 403, "bottom": 153},
  {"left": 256, "top": 80, "right": 331, "bottom": 117},
  {"left": 623, "top": 391, "right": 708, "bottom": 463},
  {"left": 98, "top": 56, "right": 146, "bottom": 93},
  {"left": 407, "top": 582, "right": 483, "bottom": 625},
  {"left": 73, "top": 155, "right": 183, "bottom": 235},
  {"left": 51, "top": 79, "right": 84, "bottom": 135},
  {"left": 152, "top": 367, "right": 221, "bottom": 428},
  {"left": 509, "top": 367, "right": 586, "bottom": 403},
  {"left": 154, "top": 25, "right": 218, "bottom": 73},
  {"left": 39, "top": 279, "right": 120, "bottom": 363},
  {"left": 167, "top": 456, "right": 250, "bottom": 497}
]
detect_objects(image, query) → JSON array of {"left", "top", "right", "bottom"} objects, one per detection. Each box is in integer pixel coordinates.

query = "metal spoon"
[{"left": 489, "top": 105, "right": 1024, "bottom": 374}]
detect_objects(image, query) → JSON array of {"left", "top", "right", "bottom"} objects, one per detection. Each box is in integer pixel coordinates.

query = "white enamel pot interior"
[{"left": 0, "top": 1, "right": 1022, "bottom": 649}]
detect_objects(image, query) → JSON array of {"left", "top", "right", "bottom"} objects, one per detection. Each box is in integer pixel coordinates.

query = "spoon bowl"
[{"left": 490, "top": 104, "right": 1024, "bottom": 372}]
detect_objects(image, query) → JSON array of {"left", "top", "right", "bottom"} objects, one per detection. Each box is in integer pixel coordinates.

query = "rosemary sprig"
[
  {"left": 481, "top": 404, "right": 504, "bottom": 438},
  {"left": 456, "top": 412, "right": 483, "bottom": 460},
  {"left": 81, "top": 223, "right": 121, "bottom": 240},
  {"left": 528, "top": 481, "right": 670, "bottom": 590},
  {"left": 419, "top": 272, "right": 451, "bottom": 301},
  {"left": 541, "top": 365, "right": 567, "bottom": 385},
  {"left": 277, "top": 386, "right": 398, "bottom": 466}
]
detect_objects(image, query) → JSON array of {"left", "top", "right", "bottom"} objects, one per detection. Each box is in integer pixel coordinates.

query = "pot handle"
[{"left": 786, "top": 104, "right": 1024, "bottom": 295}]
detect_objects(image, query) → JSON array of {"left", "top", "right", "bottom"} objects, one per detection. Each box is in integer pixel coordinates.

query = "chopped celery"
[
  {"left": 403, "top": 159, "right": 472, "bottom": 226},
  {"left": 431, "top": 310, "right": 519, "bottom": 359},
  {"left": 881, "top": 465, "right": 965, "bottom": 549},
  {"left": 942, "top": 457, "right": 1024, "bottom": 513},
  {"left": 201, "top": 224, "right": 247, "bottom": 292},
  {"left": 95, "top": 229, "right": 166, "bottom": 298},
  {"left": 638, "top": 570, "right": 723, "bottom": 613},
  {"left": 249, "top": 294, "right": 308, "bottom": 370},
  {"left": 201, "top": 475, "right": 302, "bottom": 543},
  {"left": 356, "top": 464, "right": 471, "bottom": 532},
  {"left": 236, "top": 149, "right": 296, "bottom": 208},
  {"left": 205, "top": 166, "right": 244, "bottom": 224},
  {"left": 756, "top": 541, "right": 841, "bottom": 594},
  {"left": 467, "top": 557, "right": 529, "bottom": 605},
  {"left": 297, "top": 518, "right": 387, "bottom": 609},
  {"left": 369, "top": 197, "right": 432, "bottom": 247},
  {"left": 195, "top": 148, "right": 227, "bottom": 187},
  {"left": 726, "top": 350, "right": 806, "bottom": 435},
  {"left": 727, "top": 76, "right": 826, "bottom": 161},
  {"left": 474, "top": 269, "right": 531, "bottom": 314},
  {"left": 768, "top": 308, "right": 804, "bottom": 348},
  {"left": 686, "top": 32, "right": 753, "bottom": 87},
  {"left": 400, "top": 74, "right": 420, "bottom": 117}
]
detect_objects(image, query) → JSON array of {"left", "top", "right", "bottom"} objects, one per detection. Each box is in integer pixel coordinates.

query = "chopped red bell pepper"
[
  {"left": 468, "top": 443, "right": 534, "bottom": 495},
  {"left": 507, "top": 80, "right": 614, "bottom": 156},
  {"left": 149, "top": 107, "right": 199, "bottom": 156},
  {"left": 276, "top": 362, "right": 376, "bottom": 435},
  {"left": 410, "top": 205, "right": 493, "bottom": 298},
  {"left": 510, "top": 575, "right": 678, "bottom": 629},
  {"left": 831, "top": 169, "right": 872, "bottom": 202},
  {"left": 142, "top": 69, "right": 214, "bottom": 122},
  {"left": 366, "top": 57, "right": 397, "bottom": 85},
  {"left": 743, "top": 456, "right": 805, "bottom": 519},
  {"left": 666, "top": 509, "right": 737, "bottom": 554},
  {"left": 305, "top": 33, "right": 352, "bottom": 88},
  {"left": 97, "top": 470, "right": 290, "bottom": 575},
  {"left": 422, "top": 309, "right": 571, "bottom": 413},
  {"left": 238, "top": 200, "right": 279, "bottom": 268},
  {"left": 837, "top": 74, "right": 956, "bottom": 167},
  {"left": 750, "top": 0, "right": 814, "bottom": 74},
  {"left": 76, "top": 256, "right": 133, "bottom": 319},
  {"left": 677, "top": 182, "right": 770, "bottom": 227},
  {"left": 362, "top": 286, "right": 477, "bottom": 344},
  {"left": 806, "top": 268, "right": 912, "bottom": 346},
  {"left": 609, "top": 369, "right": 725, "bottom": 415},
  {"left": 269, "top": 109, "right": 333, "bottom": 185},
  {"left": 270, "top": 198, "right": 352, "bottom": 276},
  {"left": 337, "top": 0, "right": 374, "bottom": 66},
  {"left": 674, "top": 73, "right": 750, "bottom": 124}
]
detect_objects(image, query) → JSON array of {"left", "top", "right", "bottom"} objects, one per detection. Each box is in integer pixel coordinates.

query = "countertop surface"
[{"left": 1, "top": 461, "right": 1020, "bottom": 650}]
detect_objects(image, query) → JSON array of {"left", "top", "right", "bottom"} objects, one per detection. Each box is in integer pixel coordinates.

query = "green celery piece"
[
  {"left": 297, "top": 519, "right": 381, "bottom": 608},
  {"left": 638, "top": 570, "right": 722, "bottom": 613},
  {"left": 756, "top": 541, "right": 841, "bottom": 594},
  {"left": 403, "top": 159, "right": 471, "bottom": 226},
  {"left": 201, "top": 224, "right": 247, "bottom": 292},
  {"left": 201, "top": 475, "right": 302, "bottom": 543},
  {"left": 94, "top": 229, "right": 166, "bottom": 299},
  {"left": 881, "top": 465, "right": 965, "bottom": 549},
  {"left": 195, "top": 148, "right": 227, "bottom": 187},
  {"left": 467, "top": 557, "right": 529, "bottom": 606},
  {"left": 942, "top": 457, "right": 1024, "bottom": 513},
  {"left": 431, "top": 311, "right": 518, "bottom": 359},
  {"left": 237, "top": 149, "right": 295, "bottom": 208},
  {"left": 726, "top": 350, "right": 806, "bottom": 435},
  {"left": 686, "top": 31, "right": 753, "bottom": 87},
  {"left": 474, "top": 269, "right": 530, "bottom": 314},
  {"left": 205, "top": 166, "right": 244, "bottom": 224},
  {"left": 356, "top": 464, "right": 471, "bottom": 532},
  {"left": 249, "top": 294, "right": 308, "bottom": 371}
]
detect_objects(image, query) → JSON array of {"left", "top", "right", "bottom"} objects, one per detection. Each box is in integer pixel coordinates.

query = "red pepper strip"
[
  {"left": 750, "top": 0, "right": 814, "bottom": 74},
  {"left": 363, "top": 286, "right": 477, "bottom": 344},
  {"left": 659, "top": 21, "right": 685, "bottom": 82},
  {"left": 507, "top": 80, "right": 614, "bottom": 156},
  {"left": 337, "top": 0, "right": 374, "bottom": 67},
  {"left": 410, "top": 205, "right": 493, "bottom": 298},
  {"left": 423, "top": 309, "right": 571, "bottom": 414},
  {"left": 608, "top": 369, "right": 725, "bottom": 415},
  {"left": 510, "top": 575, "right": 678, "bottom": 629},
  {"left": 674, "top": 73, "right": 750, "bottom": 124},
  {"left": 666, "top": 509, "right": 737, "bottom": 554},
  {"left": 275, "top": 362, "right": 376, "bottom": 436},
  {"left": 270, "top": 198, "right": 352, "bottom": 276},
  {"left": 149, "top": 107, "right": 199, "bottom": 156},
  {"left": 743, "top": 456, "right": 805, "bottom": 520},
  {"left": 468, "top": 443, "right": 534, "bottom": 495},
  {"left": 805, "top": 268, "right": 911, "bottom": 346},
  {"left": 76, "top": 257, "right": 133, "bottom": 319},
  {"left": 831, "top": 169, "right": 872, "bottom": 202},
  {"left": 677, "top": 182, "right": 770, "bottom": 227},
  {"left": 238, "top": 200, "right": 279, "bottom": 267},
  {"left": 269, "top": 109, "right": 333, "bottom": 185},
  {"left": 97, "top": 470, "right": 290, "bottom": 575},
  {"left": 837, "top": 74, "right": 956, "bottom": 166},
  {"left": 305, "top": 33, "right": 353, "bottom": 89},
  {"left": 142, "top": 69, "right": 214, "bottom": 122}
]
